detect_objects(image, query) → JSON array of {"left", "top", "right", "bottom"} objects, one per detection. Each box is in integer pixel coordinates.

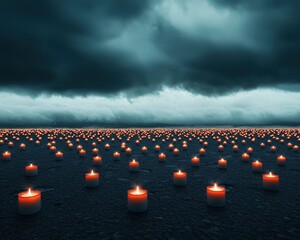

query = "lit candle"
[
  {"left": 206, "top": 183, "right": 226, "bottom": 207},
  {"left": 173, "top": 148, "right": 179, "bottom": 156},
  {"left": 19, "top": 143, "right": 26, "bottom": 150},
  {"left": 141, "top": 146, "right": 147, "bottom": 153},
  {"left": 55, "top": 151, "right": 63, "bottom": 160},
  {"left": 113, "top": 151, "right": 120, "bottom": 161},
  {"left": 191, "top": 156, "right": 200, "bottom": 167},
  {"left": 126, "top": 147, "right": 132, "bottom": 155},
  {"left": 173, "top": 170, "right": 187, "bottom": 186},
  {"left": 127, "top": 186, "right": 148, "bottom": 213},
  {"left": 25, "top": 164, "right": 38, "bottom": 176},
  {"left": 79, "top": 149, "right": 86, "bottom": 157},
  {"left": 85, "top": 170, "right": 99, "bottom": 188},
  {"left": 233, "top": 145, "right": 239, "bottom": 151},
  {"left": 158, "top": 153, "right": 166, "bottom": 162},
  {"left": 50, "top": 145, "right": 56, "bottom": 153},
  {"left": 263, "top": 172, "right": 279, "bottom": 190},
  {"left": 252, "top": 160, "right": 263, "bottom": 172},
  {"left": 277, "top": 155, "right": 286, "bottom": 165},
  {"left": 92, "top": 148, "right": 99, "bottom": 155},
  {"left": 218, "top": 158, "right": 227, "bottom": 169},
  {"left": 2, "top": 151, "right": 11, "bottom": 161},
  {"left": 242, "top": 153, "right": 250, "bottom": 162},
  {"left": 93, "top": 156, "right": 102, "bottom": 166},
  {"left": 129, "top": 159, "right": 139, "bottom": 172},
  {"left": 199, "top": 148, "right": 206, "bottom": 155},
  {"left": 18, "top": 188, "right": 41, "bottom": 215}
]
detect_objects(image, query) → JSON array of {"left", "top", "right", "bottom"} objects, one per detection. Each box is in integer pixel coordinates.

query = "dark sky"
[{"left": 0, "top": 0, "right": 300, "bottom": 127}]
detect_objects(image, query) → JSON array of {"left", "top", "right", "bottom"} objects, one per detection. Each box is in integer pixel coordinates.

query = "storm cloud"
[{"left": 1, "top": 0, "right": 300, "bottom": 96}]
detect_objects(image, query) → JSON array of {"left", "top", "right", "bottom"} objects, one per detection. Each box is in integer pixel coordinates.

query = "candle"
[
  {"left": 233, "top": 145, "right": 239, "bottom": 151},
  {"left": 263, "top": 172, "right": 279, "bottom": 190},
  {"left": 270, "top": 146, "right": 276, "bottom": 152},
  {"left": 199, "top": 148, "right": 206, "bottom": 155},
  {"left": 277, "top": 155, "right": 286, "bottom": 165},
  {"left": 129, "top": 159, "right": 139, "bottom": 172},
  {"left": 50, "top": 145, "right": 56, "bottom": 153},
  {"left": 173, "top": 148, "right": 179, "bottom": 156},
  {"left": 242, "top": 153, "right": 250, "bottom": 162},
  {"left": 218, "top": 158, "right": 227, "bottom": 169},
  {"left": 113, "top": 151, "right": 120, "bottom": 160},
  {"left": 55, "top": 151, "right": 63, "bottom": 160},
  {"left": 79, "top": 149, "right": 86, "bottom": 157},
  {"left": 125, "top": 147, "right": 132, "bottom": 155},
  {"left": 173, "top": 170, "right": 187, "bottom": 186},
  {"left": 18, "top": 188, "right": 41, "bottom": 215},
  {"left": 218, "top": 145, "right": 224, "bottom": 151},
  {"left": 154, "top": 145, "right": 160, "bottom": 152},
  {"left": 158, "top": 153, "right": 166, "bottom": 162},
  {"left": 20, "top": 143, "right": 26, "bottom": 150},
  {"left": 25, "top": 164, "right": 38, "bottom": 176},
  {"left": 141, "top": 146, "right": 147, "bottom": 153},
  {"left": 206, "top": 183, "right": 226, "bottom": 207},
  {"left": 191, "top": 156, "right": 200, "bottom": 167},
  {"left": 92, "top": 148, "right": 99, "bottom": 155},
  {"left": 104, "top": 143, "right": 110, "bottom": 150},
  {"left": 85, "top": 170, "right": 99, "bottom": 188},
  {"left": 2, "top": 151, "right": 11, "bottom": 161},
  {"left": 252, "top": 160, "right": 263, "bottom": 172},
  {"left": 93, "top": 156, "right": 102, "bottom": 166},
  {"left": 127, "top": 186, "right": 148, "bottom": 213}
]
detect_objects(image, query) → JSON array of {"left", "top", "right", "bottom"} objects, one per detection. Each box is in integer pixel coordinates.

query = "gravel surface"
[{"left": 0, "top": 129, "right": 300, "bottom": 240}]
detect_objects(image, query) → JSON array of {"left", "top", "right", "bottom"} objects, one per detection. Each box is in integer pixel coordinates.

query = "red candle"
[
  {"left": 242, "top": 153, "right": 250, "bottom": 162},
  {"left": 25, "top": 163, "right": 38, "bottom": 176},
  {"left": 218, "top": 158, "right": 227, "bottom": 169},
  {"left": 173, "top": 170, "right": 187, "bottom": 186},
  {"left": 270, "top": 146, "right": 276, "bottom": 152},
  {"left": 141, "top": 146, "right": 147, "bottom": 153},
  {"left": 173, "top": 148, "right": 179, "bottom": 156},
  {"left": 79, "top": 149, "right": 86, "bottom": 157},
  {"left": 154, "top": 145, "right": 160, "bottom": 152},
  {"left": 55, "top": 151, "right": 63, "bottom": 160},
  {"left": 18, "top": 188, "right": 41, "bottom": 215},
  {"left": 191, "top": 156, "right": 200, "bottom": 167},
  {"left": 125, "top": 147, "right": 132, "bottom": 155},
  {"left": 19, "top": 143, "right": 26, "bottom": 150},
  {"left": 50, "top": 145, "right": 56, "bottom": 153},
  {"left": 233, "top": 145, "right": 239, "bottom": 151},
  {"left": 263, "top": 172, "right": 279, "bottom": 190},
  {"left": 93, "top": 156, "right": 102, "bottom": 166},
  {"left": 104, "top": 143, "right": 110, "bottom": 150},
  {"left": 85, "top": 170, "right": 99, "bottom": 188},
  {"left": 277, "top": 155, "right": 286, "bottom": 165},
  {"left": 158, "top": 153, "right": 166, "bottom": 162},
  {"left": 252, "top": 160, "right": 263, "bottom": 172},
  {"left": 218, "top": 145, "right": 224, "bottom": 151},
  {"left": 206, "top": 183, "right": 226, "bottom": 207},
  {"left": 113, "top": 151, "right": 120, "bottom": 160},
  {"left": 129, "top": 159, "right": 139, "bottom": 172},
  {"left": 92, "top": 148, "right": 99, "bottom": 155},
  {"left": 2, "top": 151, "right": 11, "bottom": 161},
  {"left": 127, "top": 186, "right": 148, "bottom": 212},
  {"left": 199, "top": 148, "right": 206, "bottom": 155}
]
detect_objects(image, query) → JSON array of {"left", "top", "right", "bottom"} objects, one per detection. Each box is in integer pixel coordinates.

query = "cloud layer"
[
  {"left": 1, "top": 88, "right": 300, "bottom": 127},
  {"left": 1, "top": 0, "right": 300, "bottom": 96}
]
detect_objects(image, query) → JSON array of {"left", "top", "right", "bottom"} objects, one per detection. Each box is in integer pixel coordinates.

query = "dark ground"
[{"left": 0, "top": 129, "right": 300, "bottom": 240}]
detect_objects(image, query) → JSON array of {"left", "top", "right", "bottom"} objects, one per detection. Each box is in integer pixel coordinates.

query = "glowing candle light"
[
  {"left": 233, "top": 145, "right": 239, "bottom": 151},
  {"left": 50, "top": 145, "right": 56, "bottom": 153},
  {"left": 127, "top": 186, "right": 148, "bottom": 213},
  {"left": 25, "top": 163, "right": 38, "bottom": 176},
  {"left": 154, "top": 145, "right": 160, "bottom": 152},
  {"left": 68, "top": 143, "right": 74, "bottom": 149},
  {"left": 247, "top": 147, "right": 253, "bottom": 154},
  {"left": 125, "top": 147, "right": 132, "bottom": 155},
  {"left": 141, "top": 146, "right": 147, "bottom": 153},
  {"left": 218, "top": 145, "right": 224, "bottom": 152},
  {"left": 129, "top": 159, "right": 139, "bottom": 172},
  {"left": 79, "top": 149, "right": 86, "bottom": 157},
  {"left": 2, "top": 151, "right": 11, "bottom": 161},
  {"left": 19, "top": 143, "right": 26, "bottom": 150},
  {"left": 199, "top": 148, "right": 206, "bottom": 155},
  {"left": 206, "top": 183, "right": 226, "bottom": 207},
  {"left": 93, "top": 156, "right": 102, "bottom": 166},
  {"left": 104, "top": 143, "right": 110, "bottom": 150},
  {"left": 18, "top": 188, "right": 41, "bottom": 215},
  {"left": 173, "top": 148, "right": 179, "bottom": 156},
  {"left": 277, "top": 155, "right": 286, "bottom": 165},
  {"left": 293, "top": 145, "right": 299, "bottom": 152},
  {"left": 113, "top": 151, "right": 120, "bottom": 160},
  {"left": 242, "top": 153, "right": 250, "bottom": 162},
  {"left": 92, "top": 148, "right": 99, "bottom": 155},
  {"left": 55, "top": 151, "right": 63, "bottom": 160},
  {"left": 85, "top": 170, "right": 99, "bottom": 188},
  {"left": 218, "top": 158, "right": 227, "bottom": 169},
  {"left": 252, "top": 160, "right": 263, "bottom": 172},
  {"left": 158, "top": 153, "right": 166, "bottom": 162},
  {"left": 173, "top": 170, "right": 187, "bottom": 186},
  {"left": 270, "top": 146, "right": 276, "bottom": 152},
  {"left": 191, "top": 156, "right": 200, "bottom": 167},
  {"left": 263, "top": 172, "right": 279, "bottom": 190}
]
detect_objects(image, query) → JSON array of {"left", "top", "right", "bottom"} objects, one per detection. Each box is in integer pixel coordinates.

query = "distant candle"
[
  {"left": 252, "top": 160, "right": 263, "bottom": 172},
  {"left": 233, "top": 145, "right": 239, "bottom": 151},
  {"left": 18, "top": 188, "right": 41, "bottom": 215},
  {"left": 93, "top": 156, "right": 102, "bottom": 166},
  {"left": 218, "top": 158, "right": 227, "bottom": 169},
  {"left": 126, "top": 147, "right": 132, "bottom": 155},
  {"left": 247, "top": 147, "right": 253, "bottom": 154},
  {"left": 55, "top": 151, "right": 63, "bottom": 160},
  {"left": 113, "top": 151, "right": 120, "bottom": 160},
  {"left": 173, "top": 170, "right": 187, "bottom": 186},
  {"left": 158, "top": 153, "right": 166, "bottom": 162},
  {"left": 173, "top": 148, "right": 179, "bottom": 156},
  {"left": 199, "top": 148, "right": 206, "bottom": 155},
  {"left": 242, "top": 153, "right": 250, "bottom": 162},
  {"left": 218, "top": 145, "right": 224, "bottom": 151},
  {"left": 141, "top": 146, "right": 147, "bottom": 153},
  {"left": 2, "top": 151, "right": 11, "bottom": 161},
  {"left": 104, "top": 143, "right": 110, "bottom": 150},
  {"left": 206, "top": 183, "right": 226, "bottom": 207},
  {"left": 191, "top": 156, "right": 200, "bottom": 167},
  {"left": 277, "top": 155, "right": 286, "bottom": 165},
  {"left": 127, "top": 186, "right": 148, "bottom": 213},
  {"left": 270, "top": 146, "right": 276, "bottom": 152},
  {"left": 19, "top": 143, "right": 26, "bottom": 150},
  {"left": 79, "top": 149, "right": 86, "bottom": 157},
  {"left": 85, "top": 170, "right": 99, "bottom": 188},
  {"left": 92, "top": 148, "right": 99, "bottom": 155},
  {"left": 129, "top": 159, "right": 139, "bottom": 172},
  {"left": 50, "top": 145, "right": 56, "bottom": 153},
  {"left": 154, "top": 145, "right": 160, "bottom": 152},
  {"left": 25, "top": 163, "right": 38, "bottom": 176},
  {"left": 263, "top": 172, "right": 279, "bottom": 190}
]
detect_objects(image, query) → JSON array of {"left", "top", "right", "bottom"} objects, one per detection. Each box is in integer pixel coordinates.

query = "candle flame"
[
  {"left": 30, "top": 163, "right": 33, "bottom": 167},
  {"left": 255, "top": 160, "right": 259, "bottom": 163},
  {"left": 132, "top": 159, "right": 136, "bottom": 163},
  {"left": 135, "top": 186, "right": 140, "bottom": 194},
  {"left": 269, "top": 172, "right": 273, "bottom": 176},
  {"left": 28, "top": 188, "right": 31, "bottom": 196},
  {"left": 178, "top": 169, "right": 182, "bottom": 174},
  {"left": 91, "top": 170, "right": 94, "bottom": 175},
  {"left": 213, "top": 183, "right": 218, "bottom": 189}
]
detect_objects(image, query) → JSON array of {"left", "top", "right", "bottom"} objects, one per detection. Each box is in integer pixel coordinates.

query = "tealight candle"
[
  {"left": 55, "top": 151, "right": 63, "bottom": 160},
  {"left": 218, "top": 158, "right": 227, "bottom": 169},
  {"left": 79, "top": 149, "right": 86, "bottom": 157},
  {"left": 263, "top": 172, "right": 279, "bottom": 190},
  {"left": 126, "top": 147, "right": 132, "bottom": 155},
  {"left": 113, "top": 151, "right": 120, "bottom": 160},
  {"left": 173, "top": 148, "right": 179, "bottom": 156},
  {"left": 191, "top": 156, "right": 200, "bottom": 167},
  {"left": 19, "top": 143, "right": 26, "bottom": 150},
  {"left": 199, "top": 148, "right": 206, "bottom": 155},
  {"left": 129, "top": 159, "right": 139, "bottom": 172},
  {"left": 277, "top": 155, "right": 286, "bottom": 165},
  {"left": 141, "top": 146, "right": 147, "bottom": 153},
  {"left": 127, "top": 186, "right": 148, "bottom": 213},
  {"left": 242, "top": 153, "right": 250, "bottom": 162},
  {"left": 25, "top": 164, "right": 38, "bottom": 176},
  {"left": 2, "top": 151, "right": 11, "bottom": 161},
  {"left": 158, "top": 153, "right": 166, "bottom": 162},
  {"left": 252, "top": 160, "right": 263, "bottom": 172},
  {"left": 206, "top": 183, "right": 226, "bottom": 207},
  {"left": 50, "top": 145, "right": 56, "bottom": 153},
  {"left": 173, "top": 170, "right": 187, "bottom": 186},
  {"left": 18, "top": 188, "right": 41, "bottom": 215},
  {"left": 85, "top": 170, "right": 99, "bottom": 188},
  {"left": 93, "top": 156, "right": 102, "bottom": 166},
  {"left": 92, "top": 148, "right": 99, "bottom": 155}
]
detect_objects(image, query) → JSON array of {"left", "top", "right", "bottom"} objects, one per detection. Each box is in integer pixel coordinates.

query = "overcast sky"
[{"left": 0, "top": 0, "right": 300, "bottom": 127}]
